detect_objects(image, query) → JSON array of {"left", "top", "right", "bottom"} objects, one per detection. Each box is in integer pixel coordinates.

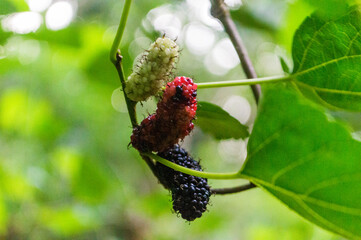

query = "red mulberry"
[{"left": 131, "top": 77, "right": 197, "bottom": 152}]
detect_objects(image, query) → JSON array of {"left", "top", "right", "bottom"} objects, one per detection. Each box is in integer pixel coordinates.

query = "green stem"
[
  {"left": 109, "top": 1, "right": 160, "bottom": 180},
  {"left": 110, "top": 0, "right": 132, "bottom": 63},
  {"left": 145, "top": 152, "right": 243, "bottom": 180},
  {"left": 197, "top": 75, "right": 292, "bottom": 89},
  {"left": 114, "top": 54, "right": 138, "bottom": 127}
]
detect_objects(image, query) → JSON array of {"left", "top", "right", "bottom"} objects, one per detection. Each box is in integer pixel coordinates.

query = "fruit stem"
[
  {"left": 197, "top": 75, "right": 292, "bottom": 89},
  {"left": 110, "top": 0, "right": 132, "bottom": 63},
  {"left": 145, "top": 152, "right": 243, "bottom": 180}
]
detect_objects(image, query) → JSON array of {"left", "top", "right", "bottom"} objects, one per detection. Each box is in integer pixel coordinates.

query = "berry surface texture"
[
  {"left": 156, "top": 145, "right": 211, "bottom": 221},
  {"left": 131, "top": 77, "right": 197, "bottom": 152},
  {"left": 125, "top": 37, "right": 179, "bottom": 101}
]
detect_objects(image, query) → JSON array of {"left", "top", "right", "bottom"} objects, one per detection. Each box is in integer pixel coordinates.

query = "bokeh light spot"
[
  {"left": 212, "top": 38, "right": 240, "bottom": 69},
  {"left": 223, "top": 95, "right": 251, "bottom": 124},
  {"left": 111, "top": 88, "right": 127, "bottom": 113},
  {"left": 27, "top": 0, "right": 52, "bottom": 12},
  {"left": 18, "top": 40, "right": 41, "bottom": 65},
  {"left": 153, "top": 13, "right": 182, "bottom": 39},
  {"left": 185, "top": 23, "right": 215, "bottom": 55},
  {"left": 45, "top": 1, "right": 75, "bottom": 31},
  {"left": 1, "top": 12, "right": 42, "bottom": 34}
]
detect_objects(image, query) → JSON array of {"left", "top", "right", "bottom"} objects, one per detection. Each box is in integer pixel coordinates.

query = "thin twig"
[
  {"left": 210, "top": 0, "right": 261, "bottom": 103},
  {"left": 211, "top": 182, "right": 256, "bottom": 195},
  {"left": 210, "top": 0, "right": 260, "bottom": 194}
]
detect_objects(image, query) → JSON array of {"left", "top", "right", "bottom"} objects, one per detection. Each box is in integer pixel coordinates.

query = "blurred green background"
[{"left": 0, "top": 0, "right": 351, "bottom": 239}]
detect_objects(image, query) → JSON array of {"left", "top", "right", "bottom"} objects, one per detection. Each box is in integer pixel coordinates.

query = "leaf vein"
[
  {"left": 296, "top": 199, "right": 359, "bottom": 239},
  {"left": 247, "top": 125, "right": 292, "bottom": 160},
  {"left": 242, "top": 176, "right": 361, "bottom": 216},
  {"left": 271, "top": 146, "right": 326, "bottom": 185},
  {"left": 295, "top": 79, "right": 361, "bottom": 96},
  {"left": 304, "top": 173, "right": 361, "bottom": 196}
]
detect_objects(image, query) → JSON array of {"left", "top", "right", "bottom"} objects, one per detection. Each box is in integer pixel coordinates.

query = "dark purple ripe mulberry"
[{"left": 156, "top": 145, "right": 210, "bottom": 221}]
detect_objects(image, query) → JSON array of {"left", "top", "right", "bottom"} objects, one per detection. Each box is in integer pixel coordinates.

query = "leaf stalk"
[
  {"left": 145, "top": 152, "right": 243, "bottom": 180},
  {"left": 197, "top": 75, "right": 292, "bottom": 89}
]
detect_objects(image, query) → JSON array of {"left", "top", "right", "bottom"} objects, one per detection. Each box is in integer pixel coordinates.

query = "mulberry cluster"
[
  {"left": 131, "top": 77, "right": 197, "bottom": 152},
  {"left": 125, "top": 37, "right": 179, "bottom": 102},
  {"left": 156, "top": 145, "right": 211, "bottom": 221}
]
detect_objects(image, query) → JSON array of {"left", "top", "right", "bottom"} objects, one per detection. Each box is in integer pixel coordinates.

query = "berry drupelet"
[
  {"left": 131, "top": 77, "right": 197, "bottom": 152},
  {"left": 156, "top": 145, "right": 211, "bottom": 221}
]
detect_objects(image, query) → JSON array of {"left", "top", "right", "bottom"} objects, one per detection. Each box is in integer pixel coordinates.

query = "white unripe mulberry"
[{"left": 125, "top": 37, "right": 180, "bottom": 101}]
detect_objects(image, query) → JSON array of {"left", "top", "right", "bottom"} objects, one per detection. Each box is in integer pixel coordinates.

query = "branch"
[
  {"left": 210, "top": 0, "right": 261, "bottom": 103},
  {"left": 211, "top": 182, "right": 256, "bottom": 195},
  {"left": 110, "top": 0, "right": 132, "bottom": 63}
]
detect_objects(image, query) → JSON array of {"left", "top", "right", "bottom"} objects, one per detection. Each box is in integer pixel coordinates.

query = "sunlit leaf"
[
  {"left": 292, "top": 6, "right": 361, "bottom": 111},
  {"left": 241, "top": 84, "right": 361, "bottom": 239}
]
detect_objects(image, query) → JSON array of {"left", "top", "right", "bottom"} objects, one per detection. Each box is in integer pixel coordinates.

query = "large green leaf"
[
  {"left": 240, "top": 84, "right": 361, "bottom": 239},
  {"left": 195, "top": 101, "right": 249, "bottom": 140},
  {"left": 292, "top": 6, "right": 361, "bottom": 111}
]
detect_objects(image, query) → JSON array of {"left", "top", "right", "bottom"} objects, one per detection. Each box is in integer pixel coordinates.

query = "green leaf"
[
  {"left": 291, "top": 6, "right": 361, "bottom": 111},
  {"left": 240, "top": 84, "right": 361, "bottom": 239},
  {"left": 195, "top": 101, "right": 249, "bottom": 140},
  {"left": 280, "top": 57, "right": 291, "bottom": 74}
]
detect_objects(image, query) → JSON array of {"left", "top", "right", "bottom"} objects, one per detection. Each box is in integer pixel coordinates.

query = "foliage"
[
  {"left": 292, "top": 6, "right": 361, "bottom": 111},
  {"left": 196, "top": 101, "right": 249, "bottom": 140},
  {"left": 1, "top": 0, "right": 360, "bottom": 239},
  {"left": 241, "top": 84, "right": 361, "bottom": 239}
]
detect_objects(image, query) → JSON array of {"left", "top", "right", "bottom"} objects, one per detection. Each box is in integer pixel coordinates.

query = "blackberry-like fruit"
[
  {"left": 156, "top": 145, "right": 210, "bottom": 221},
  {"left": 131, "top": 77, "right": 197, "bottom": 152},
  {"left": 125, "top": 37, "right": 179, "bottom": 102}
]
